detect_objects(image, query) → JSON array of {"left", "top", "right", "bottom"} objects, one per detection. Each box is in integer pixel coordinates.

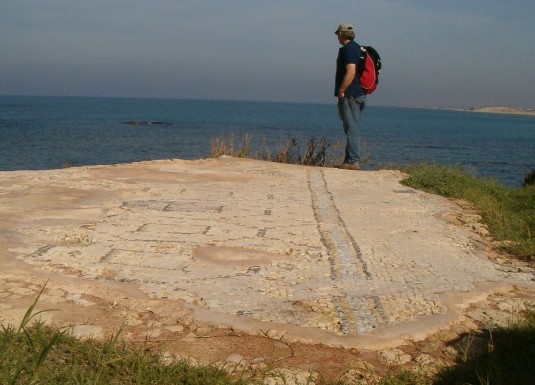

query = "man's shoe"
[{"left": 338, "top": 162, "right": 360, "bottom": 170}]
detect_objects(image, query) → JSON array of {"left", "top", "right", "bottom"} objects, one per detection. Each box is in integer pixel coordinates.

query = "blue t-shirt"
[{"left": 335, "top": 40, "right": 365, "bottom": 98}]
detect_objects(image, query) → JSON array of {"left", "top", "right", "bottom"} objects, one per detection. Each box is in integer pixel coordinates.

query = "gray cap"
[{"left": 335, "top": 23, "right": 355, "bottom": 35}]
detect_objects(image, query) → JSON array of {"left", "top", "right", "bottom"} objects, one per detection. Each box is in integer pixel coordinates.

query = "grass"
[
  {"left": 4, "top": 305, "right": 535, "bottom": 385},
  {"left": 0, "top": 285, "right": 246, "bottom": 385},
  {"left": 1, "top": 321, "right": 246, "bottom": 384},
  {"left": 400, "top": 164, "right": 535, "bottom": 261},
  {"left": 210, "top": 134, "right": 253, "bottom": 159},
  {"left": 209, "top": 134, "right": 345, "bottom": 167}
]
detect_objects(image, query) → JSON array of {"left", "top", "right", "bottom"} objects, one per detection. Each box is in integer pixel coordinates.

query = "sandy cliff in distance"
[{"left": 467, "top": 106, "right": 535, "bottom": 116}]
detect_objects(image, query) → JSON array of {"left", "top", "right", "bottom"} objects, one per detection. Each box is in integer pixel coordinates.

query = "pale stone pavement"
[{"left": 1, "top": 157, "right": 534, "bottom": 349}]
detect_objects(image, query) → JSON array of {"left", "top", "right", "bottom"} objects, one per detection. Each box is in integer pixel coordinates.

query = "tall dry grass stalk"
[
  {"left": 210, "top": 133, "right": 253, "bottom": 158},
  {"left": 209, "top": 134, "right": 345, "bottom": 167}
]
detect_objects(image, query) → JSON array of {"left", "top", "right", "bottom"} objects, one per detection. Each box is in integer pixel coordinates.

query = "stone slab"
[{"left": 1, "top": 157, "right": 533, "bottom": 349}]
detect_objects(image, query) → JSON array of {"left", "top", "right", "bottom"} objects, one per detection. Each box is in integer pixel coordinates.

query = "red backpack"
[{"left": 357, "top": 46, "right": 381, "bottom": 94}]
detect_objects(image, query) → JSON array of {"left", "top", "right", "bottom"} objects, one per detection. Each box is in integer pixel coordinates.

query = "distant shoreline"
[{"left": 460, "top": 106, "right": 535, "bottom": 117}]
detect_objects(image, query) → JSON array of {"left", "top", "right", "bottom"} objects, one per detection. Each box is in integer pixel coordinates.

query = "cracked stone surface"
[{"left": 1, "top": 157, "right": 534, "bottom": 351}]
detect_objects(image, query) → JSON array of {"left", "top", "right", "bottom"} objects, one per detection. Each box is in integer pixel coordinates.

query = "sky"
[{"left": 1, "top": 0, "right": 534, "bottom": 108}]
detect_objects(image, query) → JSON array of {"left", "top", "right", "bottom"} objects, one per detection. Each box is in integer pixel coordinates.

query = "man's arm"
[{"left": 337, "top": 63, "right": 356, "bottom": 98}]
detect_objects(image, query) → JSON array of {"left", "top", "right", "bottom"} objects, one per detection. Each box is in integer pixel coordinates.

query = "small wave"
[{"left": 124, "top": 121, "right": 172, "bottom": 126}]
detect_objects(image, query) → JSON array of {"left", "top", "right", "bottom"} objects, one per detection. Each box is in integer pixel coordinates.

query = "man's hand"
[{"left": 338, "top": 63, "right": 356, "bottom": 98}]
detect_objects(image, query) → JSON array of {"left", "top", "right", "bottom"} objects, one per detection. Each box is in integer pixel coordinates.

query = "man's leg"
[{"left": 341, "top": 96, "right": 365, "bottom": 166}]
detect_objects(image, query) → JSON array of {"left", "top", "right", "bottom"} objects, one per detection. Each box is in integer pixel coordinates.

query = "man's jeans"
[{"left": 338, "top": 95, "right": 366, "bottom": 164}]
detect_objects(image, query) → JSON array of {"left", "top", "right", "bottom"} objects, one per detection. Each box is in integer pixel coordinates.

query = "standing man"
[{"left": 335, "top": 23, "right": 366, "bottom": 170}]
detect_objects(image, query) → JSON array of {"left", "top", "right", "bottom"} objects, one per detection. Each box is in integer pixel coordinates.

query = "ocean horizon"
[{"left": 1, "top": 95, "right": 534, "bottom": 186}]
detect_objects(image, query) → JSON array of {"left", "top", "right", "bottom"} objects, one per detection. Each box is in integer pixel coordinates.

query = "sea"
[{"left": 1, "top": 95, "right": 534, "bottom": 187}]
